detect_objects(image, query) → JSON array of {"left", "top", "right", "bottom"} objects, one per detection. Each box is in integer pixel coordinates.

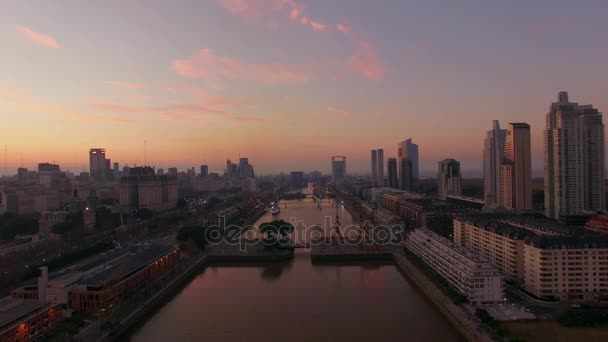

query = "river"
[{"left": 129, "top": 198, "right": 462, "bottom": 341}]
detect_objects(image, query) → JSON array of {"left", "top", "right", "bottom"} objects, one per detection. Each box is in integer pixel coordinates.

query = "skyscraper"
[
  {"left": 200, "top": 164, "right": 208, "bottom": 177},
  {"left": 500, "top": 123, "right": 532, "bottom": 210},
  {"left": 371, "top": 150, "right": 377, "bottom": 183},
  {"left": 437, "top": 159, "right": 462, "bottom": 200},
  {"left": 377, "top": 149, "right": 384, "bottom": 187},
  {"left": 483, "top": 121, "right": 507, "bottom": 207},
  {"left": 544, "top": 91, "right": 606, "bottom": 219},
  {"left": 397, "top": 139, "right": 418, "bottom": 190},
  {"left": 370, "top": 149, "right": 384, "bottom": 187},
  {"left": 89, "top": 148, "right": 111, "bottom": 181},
  {"left": 387, "top": 158, "right": 398, "bottom": 188},
  {"left": 331, "top": 156, "right": 346, "bottom": 183},
  {"left": 398, "top": 158, "right": 413, "bottom": 191}
]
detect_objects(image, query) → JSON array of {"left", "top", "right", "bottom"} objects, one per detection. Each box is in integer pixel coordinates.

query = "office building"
[
  {"left": 167, "top": 167, "right": 178, "bottom": 176},
  {"left": 89, "top": 148, "right": 111, "bottom": 181},
  {"left": 406, "top": 228, "right": 504, "bottom": 304},
  {"left": 437, "top": 159, "right": 462, "bottom": 200},
  {"left": 387, "top": 158, "right": 398, "bottom": 188},
  {"left": 200, "top": 164, "right": 208, "bottom": 177},
  {"left": 331, "top": 156, "right": 346, "bottom": 183},
  {"left": 119, "top": 166, "right": 178, "bottom": 212},
  {"left": 37, "top": 163, "right": 60, "bottom": 188},
  {"left": 113, "top": 162, "right": 120, "bottom": 177},
  {"left": 371, "top": 150, "right": 377, "bottom": 184},
  {"left": 370, "top": 149, "right": 384, "bottom": 187},
  {"left": 237, "top": 158, "right": 255, "bottom": 179},
  {"left": 544, "top": 91, "right": 606, "bottom": 219},
  {"left": 397, "top": 139, "right": 418, "bottom": 190},
  {"left": 398, "top": 158, "right": 413, "bottom": 191}
]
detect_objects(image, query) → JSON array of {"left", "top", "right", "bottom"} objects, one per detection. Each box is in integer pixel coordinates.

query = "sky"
[{"left": 1, "top": 0, "right": 608, "bottom": 177}]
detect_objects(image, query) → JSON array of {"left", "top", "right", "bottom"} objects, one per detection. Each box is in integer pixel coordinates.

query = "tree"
[
  {"left": 0, "top": 213, "right": 38, "bottom": 241},
  {"left": 50, "top": 213, "right": 83, "bottom": 235}
]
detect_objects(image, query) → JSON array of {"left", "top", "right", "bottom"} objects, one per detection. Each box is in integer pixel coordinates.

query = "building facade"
[
  {"left": 501, "top": 123, "right": 532, "bottom": 210},
  {"left": 454, "top": 213, "right": 608, "bottom": 300},
  {"left": 544, "top": 91, "right": 606, "bottom": 219},
  {"left": 397, "top": 139, "right": 419, "bottom": 190},
  {"left": 387, "top": 158, "right": 398, "bottom": 189},
  {"left": 406, "top": 228, "right": 504, "bottom": 304},
  {"left": 331, "top": 156, "right": 346, "bottom": 183},
  {"left": 119, "top": 166, "right": 178, "bottom": 213},
  {"left": 437, "top": 159, "right": 462, "bottom": 200},
  {"left": 483, "top": 120, "right": 507, "bottom": 207}
]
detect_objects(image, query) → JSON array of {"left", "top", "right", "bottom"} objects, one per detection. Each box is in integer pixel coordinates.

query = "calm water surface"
[{"left": 130, "top": 199, "right": 462, "bottom": 341}]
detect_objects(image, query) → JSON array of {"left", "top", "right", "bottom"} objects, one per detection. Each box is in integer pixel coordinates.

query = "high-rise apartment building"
[
  {"left": 544, "top": 91, "right": 606, "bottom": 219},
  {"left": 370, "top": 149, "right": 384, "bottom": 187},
  {"left": 484, "top": 120, "right": 532, "bottom": 210},
  {"left": 397, "top": 139, "right": 418, "bottom": 191},
  {"left": 437, "top": 159, "right": 462, "bottom": 200},
  {"left": 483, "top": 121, "right": 507, "bottom": 207},
  {"left": 500, "top": 123, "right": 532, "bottom": 210},
  {"left": 387, "top": 158, "right": 398, "bottom": 188},
  {"left": 331, "top": 156, "right": 346, "bottom": 183}
]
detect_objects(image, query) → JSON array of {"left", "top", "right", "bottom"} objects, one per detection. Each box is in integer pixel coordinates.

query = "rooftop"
[
  {"left": 0, "top": 298, "right": 47, "bottom": 330},
  {"left": 46, "top": 242, "right": 176, "bottom": 289}
]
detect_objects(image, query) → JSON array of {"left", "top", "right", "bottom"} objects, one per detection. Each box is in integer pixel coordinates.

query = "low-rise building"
[
  {"left": 406, "top": 228, "right": 504, "bottom": 304},
  {"left": 119, "top": 167, "right": 178, "bottom": 213},
  {"left": 0, "top": 298, "right": 62, "bottom": 342},
  {"left": 454, "top": 213, "right": 608, "bottom": 301}
]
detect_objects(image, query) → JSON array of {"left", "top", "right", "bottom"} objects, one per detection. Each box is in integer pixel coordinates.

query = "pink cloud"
[
  {"left": 336, "top": 24, "right": 350, "bottom": 33},
  {"left": 326, "top": 106, "right": 353, "bottom": 118},
  {"left": 345, "top": 42, "right": 386, "bottom": 81},
  {"left": 104, "top": 81, "right": 144, "bottom": 90},
  {"left": 309, "top": 21, "right": 326, "bottom": 32},
  {"left": 300, "top": 16, "right": 309, "bottom": 25},
  {"left": 216, "top": 0, "right": 263, "bottom": 22},
  {"left": 15, "top": 26, "right": 59, "bottom": 48},
  {"left": 172, "top": 48, "right": 311, "bottom": 84}
]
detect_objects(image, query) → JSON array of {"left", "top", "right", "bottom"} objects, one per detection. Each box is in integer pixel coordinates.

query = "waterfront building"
[
  {"left": 437, "top": 159, "right": 462, "bottom": 200},
  {"left": 397, "top": 139, "right": 418, "bottom": 190},
  {"left": 331, "top": 156, "right": 346, "bottom": 183},
  {"left": 454, "top": 213, "right": 608, "bottom": 300},
  {"left": 119, "top": 166, "right": 178, "bottom": 212},
  {"left": 544, "top": 91, "right": 606, "bottom": 219},
  {"left": 406, "top": 228, "right": 504, "bottom": 304},
  {"left": 0, "top": 298, "right": 62, "bottom": 341},
  {"left": 11, "top": 243, "right": 181, "bottom": 315}
]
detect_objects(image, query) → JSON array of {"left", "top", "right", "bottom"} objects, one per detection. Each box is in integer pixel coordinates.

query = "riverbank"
[{"left": 392, "top": 251, "right": 493, "bottom": 342}]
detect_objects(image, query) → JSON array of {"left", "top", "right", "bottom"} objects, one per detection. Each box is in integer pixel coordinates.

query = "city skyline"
[{"left": 2, "top": 1, "right": 608, "bottom": 175}]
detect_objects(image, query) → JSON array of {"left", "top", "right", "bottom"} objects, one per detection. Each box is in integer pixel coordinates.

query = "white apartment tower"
[{"left": 544, "top": 91, "right": 606, "bottom": 219}]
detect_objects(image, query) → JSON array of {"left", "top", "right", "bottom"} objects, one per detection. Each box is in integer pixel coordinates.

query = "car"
[{"left": 570, "top": 304, "right": 581, "bottom": 309}]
